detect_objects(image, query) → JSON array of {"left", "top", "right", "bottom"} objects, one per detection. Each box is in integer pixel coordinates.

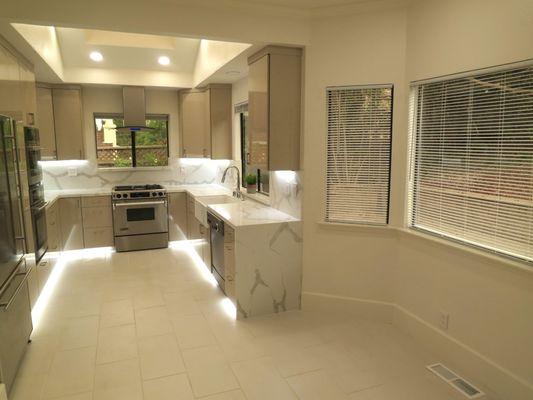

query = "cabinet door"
[
  {"left": 0, "top": 44, "right": 22, "bottom": 122},
  {"left": 59, "top": 197, "right": 84, "bottom": 250},
  {"left": 52, "top": 88, "right": 84, "bottom": 160},
  {"left": 248, "top": 54, "right": 269, "bottom": 170},
  {"left": 168, "top": 192, "right": 187, "bottom": 241},
  {"left": 46, "top": 201, "right": 62, "bottom": 252},
  {"left": 180, "top": 90, "right": 210, "bottom": 158},
  {"left": 19, "top": 63, "right": 36, "bottom": 127},
  {"left": 209, "top": 85, "right": 232, "bottom": 160},
  {"left": 36, "top": 87, "right": 57, "bottom": 159}
]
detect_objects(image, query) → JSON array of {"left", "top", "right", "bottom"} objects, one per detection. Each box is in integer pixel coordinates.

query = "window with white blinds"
[
  {"left": 326, "top": 85, "right": 393, "bottom": 225},
  {"left": 409, "top": 64, "right": 533, "bottom": 263}
]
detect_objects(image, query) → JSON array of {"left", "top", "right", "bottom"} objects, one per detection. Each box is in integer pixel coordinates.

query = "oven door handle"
[
  {"left": 113, "top": 200, "right": 167, "bottom": 207},
  {"left": 31, "top": 203, "right": 48, "bottom": 213}
]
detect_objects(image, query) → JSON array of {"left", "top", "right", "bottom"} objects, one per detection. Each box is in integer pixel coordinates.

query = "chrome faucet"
[{"left": 221, "top": 165, "right": 243, "bottom": 200}]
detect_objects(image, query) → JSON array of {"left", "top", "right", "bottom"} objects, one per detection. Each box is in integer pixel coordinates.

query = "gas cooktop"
[{"left": 112, "top": 184, "right": 167, "bottom": 200}]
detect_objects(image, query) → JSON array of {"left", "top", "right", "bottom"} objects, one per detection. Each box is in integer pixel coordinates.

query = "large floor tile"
[
  {"left": 96, "top": 324, "right": 138, "bottom": 364},
  {"left": 100, "top": 299, "right": 134, "bottom": 328},
  {"left": 200, "top": 390, "right": 247, "bottom": 400},
  {"left": 231, "top": 357, "right": 297, "bottom": 400},
  {"left": 138, "top": 333, "right": 186, "bottom": 380},
  {"left": 182, "top": 345, "right": 240, "bottom": 398},
  {"left": 42, "top": 346, "right": 96, "bottom": 399},
  {"left": 172, "top": 314, "right": 217, "bottom": 349},
  {"left": 93, "top": 358, "right": 143, "bottom": 400},
  {"left": 287, "top": 370, "right": 348, "bottom": 400},
  {"left": 142, "top": 373, "right": 194, "bottom": 400},
  {"left": 135, "top": 306, "right": 173, "bottom": 338},
  {"left": 59, "top": 316, "right": 99, "bottom": 350}
]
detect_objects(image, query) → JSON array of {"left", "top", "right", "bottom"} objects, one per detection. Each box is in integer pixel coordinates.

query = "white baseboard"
[{"left": 302, "top": 291, "right": 533, "bottom": 400}]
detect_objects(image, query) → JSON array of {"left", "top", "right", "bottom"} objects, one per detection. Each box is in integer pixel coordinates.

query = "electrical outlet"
[
  {"left": 438, "top": 311, "right": 450, "bottom": 330},
  {"left": 67, "top": 167, "right": 78, "bottom": 177}
]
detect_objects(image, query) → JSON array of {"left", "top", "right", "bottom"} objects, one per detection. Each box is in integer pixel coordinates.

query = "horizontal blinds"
[
  {"left": 326, "top": 85, "right": 392, "bottom": 224},
  {"left": 409, "top": 65, "right": 533, "bottom": 262}
]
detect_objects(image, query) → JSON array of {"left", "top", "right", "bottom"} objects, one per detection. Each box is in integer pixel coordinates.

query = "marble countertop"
[
  {"left": 44, "top": 184, "right": 298, "bottom": 227},
  {"left": 208, "top": 200, "right": 298, "bottom": 228}
]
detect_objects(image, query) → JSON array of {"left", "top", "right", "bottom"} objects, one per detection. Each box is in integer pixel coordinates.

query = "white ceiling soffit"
[{"left": 10, "top": 23, "right": 251, "bottom": 88}]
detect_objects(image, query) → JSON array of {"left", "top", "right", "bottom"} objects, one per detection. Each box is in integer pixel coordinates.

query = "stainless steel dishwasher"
[{"left": 207, "top": 211, "right": 225, "bottom": 293}]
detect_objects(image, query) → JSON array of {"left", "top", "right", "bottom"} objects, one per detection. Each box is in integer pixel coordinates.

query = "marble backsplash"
[{"left": 41, "top": 158, "right": 302, "bottom": 219}]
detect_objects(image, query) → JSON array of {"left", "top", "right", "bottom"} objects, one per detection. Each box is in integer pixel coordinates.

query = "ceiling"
[
  {"left": 56, "top": 28, "right": 201, "bottom": 73},
  {"left": 241, "top": 0, "right": 372, "bottom": 9},
  {"left": 7, "top": 23, "right": 252, "bottom": 88}
]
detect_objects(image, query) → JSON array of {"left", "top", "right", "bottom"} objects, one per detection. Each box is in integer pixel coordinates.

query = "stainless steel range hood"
[{"left": 120, "top": 86, "right": 153, "bottom": 131}]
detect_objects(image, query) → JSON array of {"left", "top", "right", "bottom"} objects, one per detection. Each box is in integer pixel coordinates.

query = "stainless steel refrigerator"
[{"left": 0, "top": 115, "right": 33, "bottom": 394}]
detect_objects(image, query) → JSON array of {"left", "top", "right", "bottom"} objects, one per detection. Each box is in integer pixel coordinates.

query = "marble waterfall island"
[{"left": 208, "top": 201, "right": 302, "bottom": 319}]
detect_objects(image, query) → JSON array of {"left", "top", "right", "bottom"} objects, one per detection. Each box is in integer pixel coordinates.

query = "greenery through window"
[{"left": 94, "top": 114, "right": 169, "bottom": 168}]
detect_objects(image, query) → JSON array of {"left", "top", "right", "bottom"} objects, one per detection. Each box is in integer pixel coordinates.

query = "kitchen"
[{"left": 0, "top": 0, "right": 532, "bottom": 399}]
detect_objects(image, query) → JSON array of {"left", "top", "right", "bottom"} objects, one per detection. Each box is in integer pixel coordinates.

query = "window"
[
  {"left": 326, "top": 85, "right": 393, "bottom": 225},
  {"left": 409, "top": 64, "right": 533, "bottom": 263},
  {"left": 238, "top": 105, "right": 269, "bottom": 194},
  {"left": 94, "top": 114, "right": 169, "bottom": 168}
]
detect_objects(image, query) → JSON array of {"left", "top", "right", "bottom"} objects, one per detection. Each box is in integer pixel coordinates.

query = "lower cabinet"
[
  {"left": 46, "top": 200, "right": 62, "bottom": 252},
  {"left": 224, "top": 225, "right": 236, "bottom": 300},
  {"left": 169, "top": 192, "right": 188, "bottom": 241},
  {"left": 199, "top": 224, "right": 211, "bottom": 267},
  {"left": 186, "top": 194, "right": 201, "bottom": 240},
  {"left": 81, "top": 196, "right": 113, "bottom": 248},
  {"left": 59, "top": 197, "right": 84, "bottom": 251}
]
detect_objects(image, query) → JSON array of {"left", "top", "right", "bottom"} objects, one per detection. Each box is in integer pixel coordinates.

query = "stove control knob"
[
  {"left": 151, "top": 192, "right": 156, "bottom": 197},
  {"left": 123, "top": 193, "right": 129, "bottom": 198},
  {"left": 158, "top": 192, "right": 164, "bottom": 196},
  {"left": 116, "top": 194, "right": 122, "bottom": 199}
]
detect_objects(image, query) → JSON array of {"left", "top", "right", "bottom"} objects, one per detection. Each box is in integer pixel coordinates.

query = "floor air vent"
[{"left": 427, "top": 363, "right": 485, "bottom": 399}]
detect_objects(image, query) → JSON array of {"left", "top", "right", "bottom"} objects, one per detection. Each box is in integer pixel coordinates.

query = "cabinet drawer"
[
  {"left": 82, "top": 206, "right": 112, "bottom": 228},
  {"left": 83, "top": 227, "right": 114, "bottom": 248},
  {"left": 81, "top": 196, "right": 111, "bottom": 208}
]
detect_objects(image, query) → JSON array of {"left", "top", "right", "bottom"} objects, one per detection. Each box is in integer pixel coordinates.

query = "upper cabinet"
[
  {"left": 36, "top": 85, "right": 85, "bottom": 160},
  {"left": 0, "top": 39, "right": 35, "bottom": 126},
  {"left": 179, "top": 84, "right": 232, "bottom": 159},
  {"left": 248, "top": 46, "right": 302, "bottom": 171}
]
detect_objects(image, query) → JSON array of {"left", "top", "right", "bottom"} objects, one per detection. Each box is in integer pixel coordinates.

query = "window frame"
[
  {"left": 324, "top": 84, "right": 394, "bottom": 226},
  {"left": 407, "top": 61, "right": 533, "bottom": 265},
  {"left": 93, "top": 113, "right": 170, "bottom": 169}
]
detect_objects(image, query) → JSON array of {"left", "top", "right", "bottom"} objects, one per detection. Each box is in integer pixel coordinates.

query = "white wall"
[{"left": 302, "top": 1, "right": 533, "bottom": 398}]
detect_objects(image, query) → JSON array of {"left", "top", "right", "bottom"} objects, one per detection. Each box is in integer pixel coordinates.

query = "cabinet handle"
[
  {"left": 79, "top": 149, "right": 82, "bottom": 159},
  {"left": 183, "top": 148, "right": 186, "bottom": 157},
  {"left": 246, "top": 152, "right": 251, "bottom": 164},
  {"left": 203, "top": 148, "right": 207, "bottom": 158}
]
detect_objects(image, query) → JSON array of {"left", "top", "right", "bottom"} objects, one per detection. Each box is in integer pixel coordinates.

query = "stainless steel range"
[{"left": 112, "top": 184, "right": 169, "bottom": 252}]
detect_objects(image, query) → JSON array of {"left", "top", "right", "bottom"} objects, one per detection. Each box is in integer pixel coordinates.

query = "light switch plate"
[{"left": 67, "top": 167, "right": 78, "bottom": 177}]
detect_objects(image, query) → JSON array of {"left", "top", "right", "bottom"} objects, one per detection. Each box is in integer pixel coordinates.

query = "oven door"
[
  {"left": 113, "top": 199, "right": 168, "bottom": 236},
  {"left": 31, "top": 202, "right": 48, "bottom": 263},
  {"left": 25, "top": 146, "right": 42, "bottom": 186}
]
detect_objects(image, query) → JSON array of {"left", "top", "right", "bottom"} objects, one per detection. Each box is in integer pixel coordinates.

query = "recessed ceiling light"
[
  {"left": 89, "top": 51, "right": 103, "bottom": 62},
  {"left": 225, "top": 70, "right": 240, "bottom": 76},
  {"left": 158, "top": 56, "right": 170, "bottom": 66}
]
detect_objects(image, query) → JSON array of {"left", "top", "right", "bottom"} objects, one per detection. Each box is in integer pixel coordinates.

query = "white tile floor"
[{"left": 10, "top": 243, "right": 490, "bottom": 400}]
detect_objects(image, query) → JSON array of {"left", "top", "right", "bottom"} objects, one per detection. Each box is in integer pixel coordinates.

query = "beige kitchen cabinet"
[
  {"left": 169, "top": 192, "right": 188, "bottom": 241},
  {"left": 46, "top": 200, "right": 62, "bottom": 253},
  {"left": 0, "top": 41, "right": 23, "bottom": 122},
  {"left": 186, "top": 194, "right": 201, "bottom": 240},
  {"left": 51, "top": 87, "right": 84, "bottom": 160},
  {"left": 248, "top": 46, "right": 302, "bottom": 171},
  {"left": 199, "top": 224, "right": 211, "bottom": 267},
  {"left": 19, "top": 62, "right": 36, "bottom": 127},
  {"left": 36, "top": 86, "right": 57, "bottom": 159},
  {"left": 81, "top": 196, "right": 113, "bottom": 248},
  {"left": 224, "top": 225, "right": 235, "bottom": 300},
  {"left": 59, "top": 197, "right": 84, "bottom": 251},
  {"left": 179, "top": 84, "right": 232, "bottom": 159}
]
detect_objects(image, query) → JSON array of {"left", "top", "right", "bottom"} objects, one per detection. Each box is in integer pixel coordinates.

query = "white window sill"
[{"left": 242, "top": 189, "right": 270, "bottom": 206}]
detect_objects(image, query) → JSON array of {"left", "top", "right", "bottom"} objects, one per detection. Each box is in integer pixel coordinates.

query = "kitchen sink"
[{"left": 194, "top": 195, "right": 240, "bottom": 227}]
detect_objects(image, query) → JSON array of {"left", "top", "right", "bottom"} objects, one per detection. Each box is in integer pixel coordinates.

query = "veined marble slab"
[
  {"left": 233, "top": 221, "right": 303, "bottom": 319},
  {"left": 208, "top": 200, "right": 298, "bottom": 228}
]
